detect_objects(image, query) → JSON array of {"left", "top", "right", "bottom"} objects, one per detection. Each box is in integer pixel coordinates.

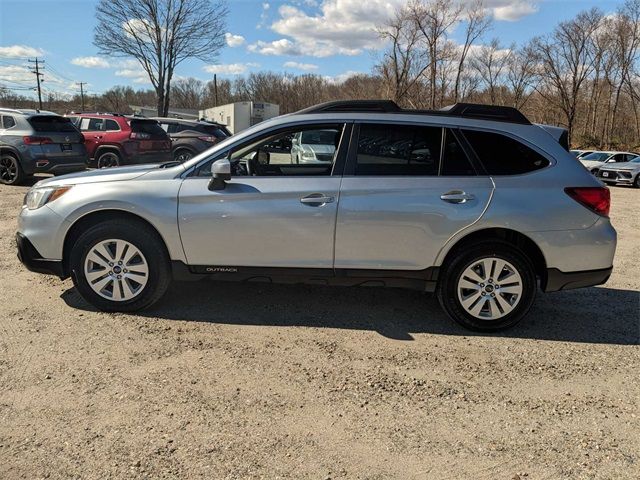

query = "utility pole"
[
  {"left": 28, "top": 58, "right": 44, "bottom": 110},
  {"left": 77, "top": 82, "right": 87, "bottom": 111},
  {"left": 214, "top": 74, "right": 218, "bottom": 107}
]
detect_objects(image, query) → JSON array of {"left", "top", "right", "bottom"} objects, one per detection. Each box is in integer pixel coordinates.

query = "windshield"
[
  {"left": 582, "top": 152, "right": 611, "bottom": 161},
  {"left": 28, "top": 115, "right": 78, "bottom": 132}
]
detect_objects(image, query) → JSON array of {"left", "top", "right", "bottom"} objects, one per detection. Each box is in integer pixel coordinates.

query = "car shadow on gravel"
[{"left": 61, "top": 281, "right": 639, "bottom": 345}]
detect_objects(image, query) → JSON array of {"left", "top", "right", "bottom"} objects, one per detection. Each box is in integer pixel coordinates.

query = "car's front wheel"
[
  {"left": 69, "top": 220, "right": 171, "bottom": 312},
  {"left": 437, "top": 242, "right": 537, "bottom": 331},
  {"left": 634, "top": 174, "right": 640, "bottom": 189}
]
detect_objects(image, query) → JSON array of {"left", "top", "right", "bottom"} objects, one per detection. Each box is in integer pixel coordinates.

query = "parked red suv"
[{"left": 66, "top": 113, "right": 172, "bottom": 168}]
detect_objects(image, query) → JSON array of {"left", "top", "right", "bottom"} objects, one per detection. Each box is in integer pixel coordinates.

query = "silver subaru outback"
[{"left": 16, "top": 101, "right": 617, "bottom": 331}]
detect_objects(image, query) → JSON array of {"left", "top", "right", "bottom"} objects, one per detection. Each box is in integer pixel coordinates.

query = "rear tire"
[
  {"left": 70, "top": 219, "right": 171, "bottom": 312},
  {"left": 174, "top": 149, "right": 194, "bottom": 163},
  {"left": 97, "top": 151, "right": 121, "bottom": 169},
  {"left": 0, "top": 153, "right": 25, "bottom": 185},
  {"left": 436, "top": 241, "right": 537, "bottom": 331}
]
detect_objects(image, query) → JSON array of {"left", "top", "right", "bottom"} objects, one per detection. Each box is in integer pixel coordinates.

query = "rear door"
[
  {"left": 334, "top": 123, "right": 493, "bottom": 271},
  {"left": 78, "top": 116, "right": 106, "bottom": 158}
]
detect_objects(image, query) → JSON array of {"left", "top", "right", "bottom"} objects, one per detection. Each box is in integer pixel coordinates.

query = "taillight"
[
  {"left": 197, "top": 136, "right": 218, "bottom": 143},
  {"left": 564, "top": 187, "right": 610, "bottom": 217},
  {"left": 130, "top": 132, "right": 151, "bottom": 140},
  {"left": 23, "top": 136, "right": 53, "bottom": 145}
]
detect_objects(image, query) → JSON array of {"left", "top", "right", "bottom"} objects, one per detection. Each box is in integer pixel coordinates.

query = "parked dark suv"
[
  {"left": 152, "top": 117, "right": 230, "bottom": 162},
  {"left": 66, "top": 113, "right": 172, "bottom": 168},
  {"left": 0, "top": 108, "right": 88, "bottom": 185}
]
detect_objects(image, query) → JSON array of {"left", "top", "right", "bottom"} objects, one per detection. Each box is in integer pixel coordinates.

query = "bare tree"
[
  {"left": 471, "top": 38, "right": 512, "bottom": 105},
  {"left": 376, "top": 5, "right": 429, "bottom": 106},
  {"left": 531, "top": 8, "right": 603, "bottom": 143},
  {"left": 506, "top": 45, "right": 536, "bottom": 109},
  {"left": 94, "top": 0, "right": 228, "bottom": 116},
  {"left": 410, "top": 0, "right": 463, "bottom": 108},
  {"left": 172, "top": 77, "right": 205, "bottom": 109},
  {"left": 453, "top": 0, "right": 492, "bottom": 102}
]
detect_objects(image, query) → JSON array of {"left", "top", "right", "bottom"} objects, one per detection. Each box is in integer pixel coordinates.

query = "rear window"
[
  {"left": 130, "top": 120, "right": 167, "bottom": 136},
  {"left": 28, "top": 115, "right": 77, "bottom": 133},
  {"left": 462, "top": 129, "right": 550, "bottom": 175},
  {"left": 197, "top": 124, "right": 229, "bottom": 138}
]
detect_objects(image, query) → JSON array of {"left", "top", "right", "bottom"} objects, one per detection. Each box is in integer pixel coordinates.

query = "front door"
[
  {"left": 334, "top": 123, "right": 494, "bottom": 271},
  {"left": 178, "top": 123, "right": 349, "bottom": 269}
]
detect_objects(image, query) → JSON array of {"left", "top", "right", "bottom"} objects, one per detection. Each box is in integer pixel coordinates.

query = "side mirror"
[
  {"left": 208, "top": 158, "right": 231, "bottom": 191},
  {"left": 292, "top": 138, "right": 298, "bottom": 145},
  {"left": 256, "top": 150, "right": 270, "bottom": 165}
]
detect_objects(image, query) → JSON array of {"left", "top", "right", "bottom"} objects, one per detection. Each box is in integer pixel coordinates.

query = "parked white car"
[
  {"left": 290, "top": 129, "right": 338, "bottom": 163},
  {"left": 580, "top": 151, "right": 638, "bottom": 173}
]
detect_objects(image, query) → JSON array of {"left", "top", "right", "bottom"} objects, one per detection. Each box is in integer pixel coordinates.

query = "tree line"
[{"left": 3, "top": 0, "right": 640, "bottom": 150}]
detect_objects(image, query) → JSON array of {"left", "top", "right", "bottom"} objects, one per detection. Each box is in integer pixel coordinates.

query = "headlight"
[{"left": 24, "top": 186, "right": 72, "bottom": 210}]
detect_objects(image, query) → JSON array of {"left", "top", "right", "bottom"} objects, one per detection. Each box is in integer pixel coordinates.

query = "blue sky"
[{"left": 0, "top": 0, "right": 625, "bottom": 99}]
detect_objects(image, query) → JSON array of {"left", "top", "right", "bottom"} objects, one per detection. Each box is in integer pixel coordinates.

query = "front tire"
[
  {"left": 97, "top": 151, "right": 121, "bottom": 169},
  {"left": 70, "top": 219, "right": 171, "bottom": 312},
  {"left": 0, "top": 153, "right": 25, "bottom": 185},
  {"left": 437, "top": 242, "right": 537, "bottom": 331},
  {"left": 634, "top": 174, "right": 640, "bottom": 189}
]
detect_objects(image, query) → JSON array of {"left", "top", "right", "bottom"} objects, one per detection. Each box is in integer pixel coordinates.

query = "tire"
[
  {"left": 0, "top": 153, "right": 25, "bottom": 185},
  {"left": 174, "top": 149, "right": 194, "bottom": 163},
  {"left": 436, "top": 241, "right": 537, "bottom": 331},
  {"left": 634, "top": 174, "right": 640, "bottom": 189},
  {"left": 96, "top": 151, "right": 121, "bottom": 169},
  {"left": 69, "top": 219, "right": 171, "bottom": 312}
]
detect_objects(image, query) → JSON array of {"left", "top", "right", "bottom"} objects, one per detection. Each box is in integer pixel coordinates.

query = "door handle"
[
  {"left": 300, "top": 193, "right": 335, "bottom": 206},
  {"left": 440, "top": 191, "right": 475, "bottom": 204},
  {"left": 93, "top": 135, "right": 103, "bottom": 139}
]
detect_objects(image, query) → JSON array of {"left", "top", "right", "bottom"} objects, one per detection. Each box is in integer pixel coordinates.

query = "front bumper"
[
  {"left": 543, "top": 266, "right": 613, "bottom": 292},
  {"left": 598, "top": 169, "right": 636, "bottom": 184},
  {"left": 16, "top": 232, "right": 66, "bottom": 278}
]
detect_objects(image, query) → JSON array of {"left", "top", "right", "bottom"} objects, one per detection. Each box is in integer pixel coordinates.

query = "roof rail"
[
  {"left": 439, "top": 103, "right": 530, "bottom": 124},
  {"left": 294, "top": 100, "right": 530, "bottom": 124},
  {"left": 295, "top": 100, "right": 402, "bottom": 114}
]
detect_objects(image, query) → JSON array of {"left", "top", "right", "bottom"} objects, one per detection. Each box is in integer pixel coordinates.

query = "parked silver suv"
[{"left": 16, "top": 101, "right": 617, "bottom": 331}]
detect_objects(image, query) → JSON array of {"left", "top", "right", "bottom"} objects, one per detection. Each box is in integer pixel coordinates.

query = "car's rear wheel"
[
  {"left": 0, "top": 153, "right": 25, "bottom": 185},
  {"left": 97, "top": 151, "right": 121, "bottom": 169},
  {"left": 174, "top": 149, "right": 194, "bottom": 163},
  {"left": 70, "top": 220, "right": 171, "bottom": 312},
  {"left": 437, "top": 242, "right": 537, "bottom": 331}
]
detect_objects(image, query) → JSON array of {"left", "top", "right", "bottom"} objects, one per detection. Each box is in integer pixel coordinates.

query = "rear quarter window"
[
  {"left": 462, "top": 129, "right": 550, "bottom": 175},
  {"left": 130, "top": 120, "right": 167, "bottom": 137},
  {"left": 198, "top": 124, "right": 229, "bottom": 138},
  {"left": 28, "top": 115, "right": 78, "bottom": 133}
]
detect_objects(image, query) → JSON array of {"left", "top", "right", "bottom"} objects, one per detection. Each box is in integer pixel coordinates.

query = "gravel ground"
[{"left": 0, "top": 178, "right": 638, "bottom": 480}]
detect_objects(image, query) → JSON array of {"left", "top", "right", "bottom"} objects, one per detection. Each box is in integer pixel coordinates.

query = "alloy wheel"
[
  {"left": 457, "top": 257, "right": 523, "bottom": 320},
  {"left": 98, "top": 153, "right": 120, "bottom": 168},
  {"left": 0, "top": 156, "right": 18, "bottom": 183},
  {"left": 83, "top": 239, "right": 149, "bottom": 301}
]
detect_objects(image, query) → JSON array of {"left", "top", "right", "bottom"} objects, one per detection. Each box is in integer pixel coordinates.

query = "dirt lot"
[{"left": 0, "top": 179, "right": 638, "bottom": 480}]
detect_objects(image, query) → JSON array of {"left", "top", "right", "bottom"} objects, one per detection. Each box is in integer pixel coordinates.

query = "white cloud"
[
  {"left": 115, "top": 64, "right": 150, "bottom": 84},
  {"left": 491, "top": 0, "right": 538, "bottom": 21},
  {"left": 203, "top": 63, "right": 257, "bottom": 75},
  {"left": 249, "top": 0, "right": 538, "bottom": 59},
  {"left": 248, "top": 38, "right": 302, "bottom": 56},
  {"left": 225, "top": 33, "right": 245, "bottom": 47},
  {"left": 0, "top": 65, "right": 34, "bottom": 84},
  {"left": 71, "top": 56, "right": 111, "bottom": 68},
  {"left": 0, "top": 45, "right": 45, "bottom": 58},
  {"left": 283, "top": 61, "right": 318, "bottom": 71},
  {"left": 324, "top": 70, "right": 361, "bottom": 84}
]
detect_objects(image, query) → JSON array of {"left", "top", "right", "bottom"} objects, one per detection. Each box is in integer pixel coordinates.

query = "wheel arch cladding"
[
  {"left": 62, "top": 210, "right": 170, "bottom": 277},
  {"left": 440, "top": 228, "right": 548, "bottom": 286}
]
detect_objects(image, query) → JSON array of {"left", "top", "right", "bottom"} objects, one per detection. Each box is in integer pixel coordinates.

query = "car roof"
[
  {"left": 0, "top": 107, "right": 58, "bottom": 117},
  {"left": 151, "top": 116, "right": 225, "bottom": 127}
]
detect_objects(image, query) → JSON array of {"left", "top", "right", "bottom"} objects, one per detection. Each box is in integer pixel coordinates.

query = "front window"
[{"left": 195, "top": 124, "right": 344, "bottom": 177}]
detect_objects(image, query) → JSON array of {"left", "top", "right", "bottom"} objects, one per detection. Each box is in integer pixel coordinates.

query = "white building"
[{"left": 199, "top": 101, "right": 280, "bottom": 134}]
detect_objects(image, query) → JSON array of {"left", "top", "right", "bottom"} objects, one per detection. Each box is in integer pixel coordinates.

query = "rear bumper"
[
  {"left": 543, "top": 266, "right": 612, "bottom": 292},
  {"left": 16, "top": 232, "right": 66, "bottom": 278}
]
